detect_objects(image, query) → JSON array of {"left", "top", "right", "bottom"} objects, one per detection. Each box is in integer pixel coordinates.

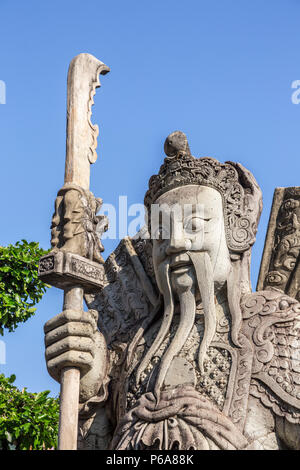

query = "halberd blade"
[{"left": 65, "top": 53, "right": 110, "bottom": 189}]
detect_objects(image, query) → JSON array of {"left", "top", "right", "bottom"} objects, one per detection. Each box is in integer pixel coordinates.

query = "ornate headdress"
[{"left": 144, "top": 131, "right": 263, "bottom": 254}]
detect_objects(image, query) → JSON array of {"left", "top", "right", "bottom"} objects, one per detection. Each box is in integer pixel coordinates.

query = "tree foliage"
[
  {"left": 0, "top": 240, "right": 49, "bottom": 335},
  {"left": 0, "top": 240, "right": 58, "bottom": 450},
  {"left": 0, "top": 374, "right": 59, "bottom": 450}
]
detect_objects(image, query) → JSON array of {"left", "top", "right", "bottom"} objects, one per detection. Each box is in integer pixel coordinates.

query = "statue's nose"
[{"left": 166, "top": 235, "right": 187, "bottom": 255}]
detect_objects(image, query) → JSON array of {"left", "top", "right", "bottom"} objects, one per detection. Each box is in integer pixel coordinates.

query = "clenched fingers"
[
  {"left": 47, "top": 350, "right": 94, "bottom": 377},
  {"left": 45, "top": 336, "right": 94, "bottom": 361},
  {"left": 45, "top": 322, "right": 94, "bottom": 347},
  {"left": 44, "top": 309, "right": 97, "bottom": 334}
]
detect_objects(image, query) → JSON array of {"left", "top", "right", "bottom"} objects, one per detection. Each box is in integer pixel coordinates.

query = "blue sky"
[{"left": 0, "top": 0, "right": 300, "bottom": 396}]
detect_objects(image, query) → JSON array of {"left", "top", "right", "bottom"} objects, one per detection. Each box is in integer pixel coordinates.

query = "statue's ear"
[{"left": 85, "top": 234, "right": 160, "bottom": 349}]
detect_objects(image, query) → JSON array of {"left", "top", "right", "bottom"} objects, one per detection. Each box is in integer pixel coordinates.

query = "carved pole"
[
  {"left": 58, "top": 287, "right": 82, "bottom": 450},
  {"left": 58, "top": 53, "right": 109, "bottom": 450}
]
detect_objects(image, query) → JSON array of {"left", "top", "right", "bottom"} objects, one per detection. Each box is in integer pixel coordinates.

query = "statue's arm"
[
  {"left": 44, "top": 308, "right": 108, "bottom": 403},
  {"left": 275, "top": 417, "right": 300, "bottom": 450}
]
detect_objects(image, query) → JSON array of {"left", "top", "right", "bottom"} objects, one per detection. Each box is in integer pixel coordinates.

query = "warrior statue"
[{"left": 40, "top": 55, "right": 300, "bottom": 451}]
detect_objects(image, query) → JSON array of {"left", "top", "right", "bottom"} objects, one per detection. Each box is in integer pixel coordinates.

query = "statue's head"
[
  {"left": 138, "top": 132, "right": 262, "bottom": 398},
  {"left": 145, "top": 130, "right": 262, "bottom": 258}
]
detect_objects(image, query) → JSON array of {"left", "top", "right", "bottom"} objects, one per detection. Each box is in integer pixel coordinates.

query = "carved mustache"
[
  {"left": 136, "top": 251, "right": 218, "bottom": 402},
  {"left": 189, "top": 252, "right": 216, "bottom": 374},
  {"left": 169, "top": 253, "right": 191, "bottom": 271},
  {"left": 135, "top": 260, "right": 174, "bottom": 386}
]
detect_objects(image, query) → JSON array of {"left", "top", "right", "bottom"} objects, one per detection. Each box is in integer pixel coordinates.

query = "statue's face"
[
  {"left": 151, "top": 185, "right": 231, "bottom": 297},
  {"left": 139, "top": 185, "right": 233, "bottom": 392}
]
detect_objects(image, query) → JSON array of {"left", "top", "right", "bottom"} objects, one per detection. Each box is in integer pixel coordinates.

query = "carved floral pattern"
[{"left": 38, "top": 255, "right": 55, "bottom": 273}]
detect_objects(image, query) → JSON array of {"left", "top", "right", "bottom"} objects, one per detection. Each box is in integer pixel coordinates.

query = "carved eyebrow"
[
  {"left": 182, "top": 204, "right": 212, "bottom": 217},
  {"left": 183, "top": 214, "right": 212, "bottom": 222}
]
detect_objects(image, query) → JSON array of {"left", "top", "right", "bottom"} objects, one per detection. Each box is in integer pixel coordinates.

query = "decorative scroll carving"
[
  {"left": 267, "top": 196, "right": 300, "bottom": 294},
  {"left": 250, "top": 380, "right": 300, "bottom": 425},
  {"left": 241, "top": 290, "right": 300, "bottom": 422},
  {"left": 257, "top": 187, "right": 300, "bottom": 300},
  {"left": 227, "top": 333, "right": 253, "bottom": 430}
]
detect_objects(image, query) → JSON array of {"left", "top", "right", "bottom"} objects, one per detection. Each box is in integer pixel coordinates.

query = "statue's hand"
[{"left": 44, "top": 309, "right": 107, "bottom": 402}]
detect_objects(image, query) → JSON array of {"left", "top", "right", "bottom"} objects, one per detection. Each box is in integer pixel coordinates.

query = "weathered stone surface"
[
  {"left": 43, "top": 130, "right": 300, "bottom": 450},
  {"left": 39, "top": 251, "right": 105, "bottom": 293},
  {"left": 50, "top": 183, "right": 108, "bottom": 263},
  {"left": 257, "top": 186, "right": 300, "bottom": 300},
  {"left": 40, "top": 53, "right": 110, "bottom": 450},
  {"left": 65, "top": 53, "right": 109, "bottom": 190}
]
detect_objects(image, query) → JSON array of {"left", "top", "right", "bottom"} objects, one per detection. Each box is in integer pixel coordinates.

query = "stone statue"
[{"left": 42, "top": 129, "right": 300, "bottom": 450}]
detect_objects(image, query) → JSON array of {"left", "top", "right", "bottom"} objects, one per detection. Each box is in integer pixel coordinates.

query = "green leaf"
[{"left": 0, "top": 240, "right": 49, "bottom": 334}]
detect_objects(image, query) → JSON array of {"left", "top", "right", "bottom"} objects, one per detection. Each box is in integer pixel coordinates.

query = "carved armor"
[{"left": 78, "top": 235, "right": 300, "bottom": 450}]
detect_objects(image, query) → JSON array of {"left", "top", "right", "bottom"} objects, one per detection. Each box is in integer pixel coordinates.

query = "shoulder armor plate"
[{"left": 241, "top": 290, "right": 300, "bottom": 421}]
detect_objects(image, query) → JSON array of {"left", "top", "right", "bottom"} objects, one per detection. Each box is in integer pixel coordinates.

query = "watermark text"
[
  {"left": 291, "top": 80, "right": 300, "bottom": 104},
  {"left": 0, "top": 340, "right": 6, "bottom": 364},
  {"left": 0, "top": 80, "right": 6, "bottom": 104}
]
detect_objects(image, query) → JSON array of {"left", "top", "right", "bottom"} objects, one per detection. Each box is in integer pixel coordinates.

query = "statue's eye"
[
  {"left": 184, "top": 217, "right": 204, "bottom": 233},
  {"left": 154, "top": 226, "right": 169, "bottom": 240}
]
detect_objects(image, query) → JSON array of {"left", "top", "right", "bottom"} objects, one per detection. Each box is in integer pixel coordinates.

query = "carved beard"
[{"left": 136, "top": 251, "right": 217, "bottom": 401}]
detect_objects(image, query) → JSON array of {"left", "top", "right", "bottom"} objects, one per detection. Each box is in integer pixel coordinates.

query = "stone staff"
[{"left": 39, "top": 53, "right": 109, "bottom": 449}]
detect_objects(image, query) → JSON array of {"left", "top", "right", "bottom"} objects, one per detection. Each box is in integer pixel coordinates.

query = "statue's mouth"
[
  {"left": 170, "top": 260, "right": 192, "bottom": 274},
  {"left": 169, "top": 253, "right": 192, "bottom": 272}
]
